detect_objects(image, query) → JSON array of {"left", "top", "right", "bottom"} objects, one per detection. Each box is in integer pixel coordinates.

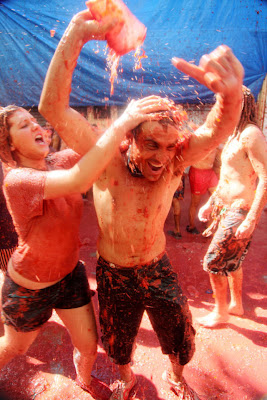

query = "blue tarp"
[{"left": 0, "top": 0, "right": 266, "bottom": 107}]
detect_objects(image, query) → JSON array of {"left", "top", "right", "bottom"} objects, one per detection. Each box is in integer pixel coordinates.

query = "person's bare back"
[{"left": 192, "top": 147, "right": 218, "bottom": 170}]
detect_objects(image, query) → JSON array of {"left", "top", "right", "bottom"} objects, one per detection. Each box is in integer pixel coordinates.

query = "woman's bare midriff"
[{"left": 7, "top": 259, "right": 62, "bottom": 290}]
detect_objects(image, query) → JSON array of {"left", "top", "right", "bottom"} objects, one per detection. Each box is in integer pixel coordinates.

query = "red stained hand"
[
  {"left": 120, "top": 95, "right": 171, "bottom": 132},
  {"left": 235, "top": 220, "right": 255, "bottom": 239},
  {"left": 198, "top": 203, "right": 212, "bottom": 223},
  {"left": 172, "top": 45, "right": 244, "bottom": 96},
  {"left": 71, "top": 9, "right": 122, "bottom": 43}
]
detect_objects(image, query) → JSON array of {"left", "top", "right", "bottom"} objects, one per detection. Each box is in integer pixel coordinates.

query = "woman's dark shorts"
[
  {"left": 203, "top": 208, "right": 251, "bottom": 276},
  {"left": 1, "top": 261, "right": 93, "bottom": 332},
  {"left": 96, "top": 253, "right": 195, "bottom": 366}
]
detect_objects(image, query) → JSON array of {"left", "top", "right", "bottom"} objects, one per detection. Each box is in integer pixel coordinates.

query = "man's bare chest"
[
  {"left": 95, "top": 161, "right": 180, "bottom": 219},
  {"left": 222, "top": 138, "right": 248, "bottom": 170}
]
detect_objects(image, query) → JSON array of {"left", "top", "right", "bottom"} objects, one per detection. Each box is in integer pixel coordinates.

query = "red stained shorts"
[
  {"left": 96, "top": 253, "right": 195, "bottom": 366},
  {"left": 189, "top": 166, "right": 218, "bottom": 195},
  {"left": 1, "top": 261, "right": 93, "bottom": 332},
  {"left": 203, "top": 208, "right": 251, "bottom": 276}
]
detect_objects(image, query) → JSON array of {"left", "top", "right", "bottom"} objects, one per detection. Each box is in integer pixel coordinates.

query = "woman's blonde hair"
[{"left": 0, "top": 105, "right": 22, "bottom": 166}]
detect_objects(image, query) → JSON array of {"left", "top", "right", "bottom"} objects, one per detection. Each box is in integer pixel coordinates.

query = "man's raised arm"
[
  {"left": 39, "top": 10, "right": 119, "bottom": 155},
  {"left": 172, "top": 45, "right": 244, "bottom": 166}
]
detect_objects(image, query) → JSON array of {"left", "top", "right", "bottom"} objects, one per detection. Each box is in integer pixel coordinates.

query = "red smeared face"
[
  {"left": 131, "top": 121, "right": 179, "bottom": 181},
  {"left": 9, "top": 109, "right": 49, "bottom": 167}
]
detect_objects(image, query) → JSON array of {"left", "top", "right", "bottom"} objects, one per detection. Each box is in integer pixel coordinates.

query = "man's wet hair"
[
  {"left": 236, "top": 86, "right": 258, "bottom": 134},
  {"left": 132, "top": 106, "right": 187, "bottom": 139}
]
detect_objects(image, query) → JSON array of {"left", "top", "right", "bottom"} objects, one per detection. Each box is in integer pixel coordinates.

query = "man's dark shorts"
[
  {"left": 96, "top": 253, "right": 195, "bottom": 366},
  {"left": 1, "top": 261, "right": 93, "bottom": 332},
  {"left": 203, "top": 208, "right": 251, "bottom": 276},
  {"left": 173, "top": 174, "right": 185, "bottom": 200}
]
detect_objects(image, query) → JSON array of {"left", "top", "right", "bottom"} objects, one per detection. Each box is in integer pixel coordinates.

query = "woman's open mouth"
[{"left": 35, "top": 134, "right": 45, "bottom": 145}]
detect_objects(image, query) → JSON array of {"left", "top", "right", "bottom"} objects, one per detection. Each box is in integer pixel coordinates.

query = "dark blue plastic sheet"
[{"left": 0, "top": 0, "right": 266, "bottom": 107}]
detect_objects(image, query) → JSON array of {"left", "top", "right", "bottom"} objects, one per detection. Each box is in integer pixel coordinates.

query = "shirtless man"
[
  {"left": 197, "top": 86, "right": 267, "bottom": 328},
  {"left": 39, "top": 9, "right": 244, "bottom": 399},
  {"left": 187, "top": 147, "right": 221, "bottom": 234}
]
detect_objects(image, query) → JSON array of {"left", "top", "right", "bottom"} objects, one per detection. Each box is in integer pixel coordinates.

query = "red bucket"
[{"left": 86, "top": 0, "right": 147, "bottom": 55}]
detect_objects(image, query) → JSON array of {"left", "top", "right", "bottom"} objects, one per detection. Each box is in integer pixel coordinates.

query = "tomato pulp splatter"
[
  {"left": 86, "top": 0, "right": 147, "bottom": 96},
  {"left": 107, "top": 50, "right": 120, "bottom": 96},
  {"left": 134, "top": 47, "right": 148, "bottom": 70}
]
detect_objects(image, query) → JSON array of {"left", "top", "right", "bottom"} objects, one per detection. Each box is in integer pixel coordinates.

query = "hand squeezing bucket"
[{"left": 86, "top": 0, "right": 147, "bottom": 55}]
